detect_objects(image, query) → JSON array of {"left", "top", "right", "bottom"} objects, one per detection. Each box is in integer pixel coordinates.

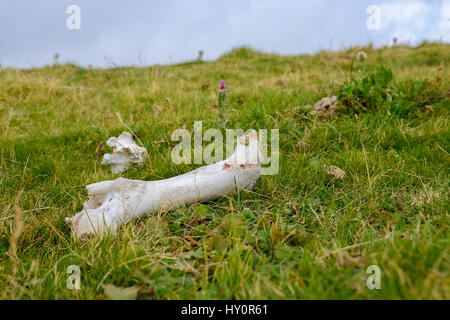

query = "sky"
[{"left": 0, "top": 0, "right": 448, "bottom": 68}]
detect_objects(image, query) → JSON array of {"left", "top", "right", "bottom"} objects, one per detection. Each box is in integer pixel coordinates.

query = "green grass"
[{"left": 0, "top": 43, "right": 449, "bottom": 299}]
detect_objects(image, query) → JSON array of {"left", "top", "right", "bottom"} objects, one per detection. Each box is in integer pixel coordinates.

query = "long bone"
[{"left": 66, "top": 131, "right": 262, "bottom": 238}]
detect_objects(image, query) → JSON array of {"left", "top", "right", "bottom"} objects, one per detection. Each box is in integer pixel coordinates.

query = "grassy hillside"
[{"left": 0, "top": 43, "right": 448, "bottom": 299}]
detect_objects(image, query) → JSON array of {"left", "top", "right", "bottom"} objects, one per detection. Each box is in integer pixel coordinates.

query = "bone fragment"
[{"left": 101, "top": 132, "right": 148, "bottom": 174}]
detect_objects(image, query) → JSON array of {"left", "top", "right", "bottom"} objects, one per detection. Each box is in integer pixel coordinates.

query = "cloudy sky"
[{"left": 0, "top": 0, "right": 448, "bottom": 68}]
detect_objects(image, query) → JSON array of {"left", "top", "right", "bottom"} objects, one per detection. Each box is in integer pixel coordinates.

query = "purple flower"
[{"left": 220, "top": 80, "right": 227, "bottom": 90}]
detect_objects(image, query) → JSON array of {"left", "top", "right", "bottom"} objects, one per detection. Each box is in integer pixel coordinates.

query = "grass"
[{"left": 0, "top": 42, "right": 449, "bottom": 300}]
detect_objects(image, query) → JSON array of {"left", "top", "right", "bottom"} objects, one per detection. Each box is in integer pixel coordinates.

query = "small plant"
[
  {"left": 356, "top": 51, "right": 368, "bottom": 63},
  {"left": 339, "top": 64, "right": 445, "bottom": 117},
  {"left": 339, "top": 65, "right": 394, "bottom": 114},
  {"left": 217, "top": 80, "right": 229, "bottom": 127}
]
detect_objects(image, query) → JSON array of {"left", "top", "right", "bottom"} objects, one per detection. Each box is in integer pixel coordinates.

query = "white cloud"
[
  {"left": 380, "top": 1, "right": 431, "bottom": 23},
  {"left": 378, "top": 0, "right": 450, "bottom": 44},
  {"left": 379, "top": 1, "right": 433, "bottom": 43},
  {"left": 439, "top": 0, "right": 450, "bottom": 41}
]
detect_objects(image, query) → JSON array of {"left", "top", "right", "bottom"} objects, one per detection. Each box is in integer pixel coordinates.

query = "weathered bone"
[
  {"left": 67, "top": 131, "right": 262, "bottom": 239},
  {"left": 310, "top": 96, "right": 338, "bottom": 116},
  {"left": 101, "top": 132, "right": 148, "bottom": 174}
]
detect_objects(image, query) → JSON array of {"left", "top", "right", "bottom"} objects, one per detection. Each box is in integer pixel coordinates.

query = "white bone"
[
  {"left": 101, "top": 132, "right": 148, "bottom": 174},
  {"left": 68, "top": 131, "right": 262, "bottom": 239}
]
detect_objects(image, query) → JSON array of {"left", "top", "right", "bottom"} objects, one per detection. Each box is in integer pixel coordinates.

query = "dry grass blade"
[{"left": 9, "top": 206, "right": 25, "bottom": 273}]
